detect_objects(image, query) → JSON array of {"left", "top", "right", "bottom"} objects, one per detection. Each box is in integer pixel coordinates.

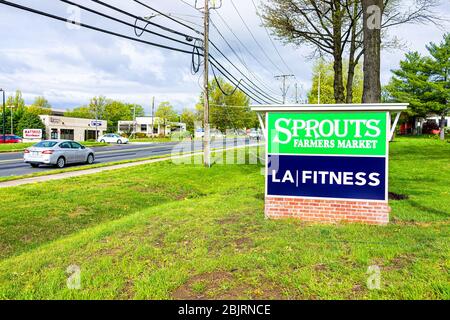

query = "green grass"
[
  {"left": 0, "top": 141, "right": 108, "bottom": 153},
  {"left": 0, "top": 139, "right": 448, "bottom": 300}
]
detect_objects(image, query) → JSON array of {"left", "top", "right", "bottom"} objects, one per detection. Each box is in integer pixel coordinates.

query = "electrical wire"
[
  {"left": 58, "top": 0, "right": 195, "bottom": 48},
  {"left": 131, "top": 0, "right": 203, "bottom": 36},
  {"left": 0, "top": 0, "right": 197, "bottom": 55},
  {"left": 229, "top": 0, "right": 285, "bottom": 74},
  {"left": 210, "top": 18, "right": 283, "bottom": 99},
  {"left": 0, "top": 0, "right": 274, "bottom": 104},
  {"left": 251, "top": 0, "right": 294, "bottom": 75},
  {"left": 130, "top": 0, "right": 282, "bottom": 101}
]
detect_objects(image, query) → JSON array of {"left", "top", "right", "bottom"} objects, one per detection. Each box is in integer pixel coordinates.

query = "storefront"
[
  {"left": 39, "top": 115, "right": 107, "bottom": 142},
  {"left": 118, "top": 117, "right": 186, "bottom": 137}
]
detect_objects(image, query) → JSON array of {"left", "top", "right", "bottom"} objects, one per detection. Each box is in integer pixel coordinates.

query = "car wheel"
[
  {"left": 56, "top": 157, "right": 66, "bottom": 169},
  {"left": 30, "top": 163, "right": 39, "bottom": 168},
  {"left": 117, "top": 140, "right": 122, "bottom": 144},
  {"left": 86, "top": 154, "right": 95, "bottom": 164},
  {"left": 100, "top": 139, "right": 106, "bottom": 143}
]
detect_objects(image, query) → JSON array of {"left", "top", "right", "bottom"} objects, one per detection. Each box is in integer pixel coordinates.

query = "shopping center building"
[{"left": 39, "top": 115, "right": 107, "bottom": 142}]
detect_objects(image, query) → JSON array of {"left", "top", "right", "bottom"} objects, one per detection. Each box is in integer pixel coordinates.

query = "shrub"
[
  {"left": 171, "top": 131, "right": 192, "bottom": 141},
  {"left": 134, "top": 132, "right": 148, "bottom": 139}
]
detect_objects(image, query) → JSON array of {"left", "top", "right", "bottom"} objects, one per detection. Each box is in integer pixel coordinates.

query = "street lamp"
[
  {"left": 0, "top": 89, "right": 5, "bottom": 143},
  {"left": 9, "top": 104, "right": 14, "bottom": 135}
]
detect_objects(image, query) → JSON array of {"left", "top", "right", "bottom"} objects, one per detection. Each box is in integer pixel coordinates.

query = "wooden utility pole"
[
  {"left": 203, "top": 0, "right": 211, "bottom": 167},
  {"left": 151, "top": 96, "right": 155, "bottom": 137}
]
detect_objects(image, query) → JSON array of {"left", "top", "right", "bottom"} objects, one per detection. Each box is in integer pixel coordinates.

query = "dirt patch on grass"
[
  {"left": 389, "top": 192, "right": 409, "bottom": 201},
  {"left": 234, "top": 237, "right": 253, "bottom": 250},
  {"left": 386, "top": 254, "right": 416, "bottom": 271},
  {"left": 172, "top": 271, "right": 285, "bottom": 300},
  {"left": 173, "top": 271, "right": 233, "bottom": 300}
]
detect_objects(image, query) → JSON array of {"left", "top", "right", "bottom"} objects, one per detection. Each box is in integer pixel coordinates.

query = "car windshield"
[{"left": 33, "top": 141, "right": 58, "bottom": 148}]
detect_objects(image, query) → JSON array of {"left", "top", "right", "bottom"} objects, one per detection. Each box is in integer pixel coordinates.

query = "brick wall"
[{"left": 265, "top": 196, "right": 390, "bottom": 225}]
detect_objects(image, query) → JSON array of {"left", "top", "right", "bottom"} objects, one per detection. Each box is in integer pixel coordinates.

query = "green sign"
[{"left": 267, "top": 112, "right": 387, "bottom": 156}]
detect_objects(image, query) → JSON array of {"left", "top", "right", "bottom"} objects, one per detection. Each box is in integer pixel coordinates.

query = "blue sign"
[
  {"left": 91, "top": 121, "right": 102, "bottom": 127},
  {"left": 267, "top": 155, "right": 386, "bottom": 201}
]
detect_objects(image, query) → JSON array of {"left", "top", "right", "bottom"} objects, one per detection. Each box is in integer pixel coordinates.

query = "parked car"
[
  {"left": 97, "top": 134, "right": 129, "bottom": 144},
  {"left": 248, "top": 130, "right": 263, "bottom": 140},
  {"left": 0, "top": 135, "right": 23, "bottom": 144},
  {"left": 24, "top": 140, "right": 95, "bottom": 168}
]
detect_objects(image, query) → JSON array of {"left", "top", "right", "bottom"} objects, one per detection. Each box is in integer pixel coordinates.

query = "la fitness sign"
[
  {"left": 253, "top": 104, "right": 408, "bottom": 225},
  {"left": 267, "top": 112, "right": 388, "bottom": 201}
]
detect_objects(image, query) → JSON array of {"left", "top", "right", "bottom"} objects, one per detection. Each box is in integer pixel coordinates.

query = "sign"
[
  {"left": 90, "top": 120, "right": 103, "bottom": 127},
  {"left": 267, "top": 112, "right": 388, "bottom": 201},
  {"left": 268, "top": 112, "right": 387, "bottom": 156},
  {"left": 23, "top": 129, "right": 43, "bottom": 140}
]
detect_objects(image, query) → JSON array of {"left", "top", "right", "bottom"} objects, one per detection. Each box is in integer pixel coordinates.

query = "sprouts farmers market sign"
[
  {"left": 267, "top": 112, "right": 388, "bottom": 201},
  {"left": 253, "top": 104, "right": 408, "bottom": 225}
]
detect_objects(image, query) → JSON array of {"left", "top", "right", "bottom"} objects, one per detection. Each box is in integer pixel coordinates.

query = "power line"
[
  {"left": 130, "top": 0, "right": 280, "bottom": 102},
  {"left": 209, "top": 18, "right": 283, "bottom": 99},
  {"left": 251, "top": 0, "right": 294, "bottom": 75},
  {"left": 131, "top": 0, "right": 202, "bottom": 36},
  {"left": 0, "top": 0, "right": 197, "bottom": 55},
  {"left": 213, "top": 10, "right": 279, "bottom": 82},
  {"left": 60, "top": 0, "right": 196, "bottom": 48},
  {"left": 68, "top": 0, "right": 273, "bottom": 102},
  {"left": 229, "top": 0, "right": 285, "bottom": 75},
  {"left": 0, "top": 0, "right": 273, "bottom": 104}
]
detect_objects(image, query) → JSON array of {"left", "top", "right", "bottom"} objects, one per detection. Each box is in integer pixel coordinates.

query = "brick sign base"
[{"left": 265, "top": 196, "right": 390, "bottom": 225}]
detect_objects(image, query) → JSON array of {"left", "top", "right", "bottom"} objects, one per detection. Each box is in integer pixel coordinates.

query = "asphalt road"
[{"left": 0, "top": 138, "right": 256, "bottom": 178}]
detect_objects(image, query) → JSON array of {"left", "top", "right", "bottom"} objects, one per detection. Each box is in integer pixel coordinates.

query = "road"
[{"left": 0, "top": 139, "right": 257, "bottom": 178}]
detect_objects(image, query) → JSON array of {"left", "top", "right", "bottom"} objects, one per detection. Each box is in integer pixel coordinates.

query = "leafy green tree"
[
  {"left": 385, "top": 33, "right": 450, "bottom": 140},
  {"left": 180, "top": 108, "right": 195, "bottom": 133},
  {"left": 197, "top": 77, "right": 253, "bottom": 133},
  {"left": 65, "top": 97, "right": 145, "bottom": 133},
  {"left": 155, "top": 102, "right": 178, "bottom": 136},
  {"left": 308, "top": 59, "right": 363, "bottom": 104},
  {"left": 65, "top": 106, "right": 93, "bottom": 119},
  {"left": 16, "top": 112, "right": 46, "bottom": 137},
  {"left": 28, "top": 96, "right": 52, "bottom": 116}
]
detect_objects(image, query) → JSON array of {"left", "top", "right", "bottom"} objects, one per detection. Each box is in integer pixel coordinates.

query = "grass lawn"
[
  {"left": 0, "top": 141, "right": 108, "bottom": 153},
  {"left": 0, "top": 138, "right": 448, "bottom": 299}
]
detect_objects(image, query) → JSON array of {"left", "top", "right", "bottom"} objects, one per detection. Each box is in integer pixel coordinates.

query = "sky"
[{"left": 0, "top": 0, "right": 449, "bottom": 115}]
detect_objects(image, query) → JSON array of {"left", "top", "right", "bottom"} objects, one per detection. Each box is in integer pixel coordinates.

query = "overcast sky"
[{"left": 0, "top": 0, "right": 449, "bottom": 114}]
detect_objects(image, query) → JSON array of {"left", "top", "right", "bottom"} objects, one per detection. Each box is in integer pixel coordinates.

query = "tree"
[
  {"left": 385, "top": 33, "right": 450, "bottom": 140},
  {"left": 28, "top": 96, "right": 52, "bottom": 116},
  {"left": 65, "top": 106, "right": 93, "bottom": 119},
  {"left": 362, "top": 0, "right": 382, "bottom": 102},
  {"left": 181, "top": 108, "right": 195, "bottom": 133},
  {"left": 65, "top": 97, "right": 145, "bottom": 133},
  {"left": 16, "top": 111, "right": 46, "bottom": 137},
  {"left": 155, "top": 102, "right": 178, "bottom": 136},
  {"left": 309, "top": 59, "right": 364, "bottom": 104},
  {"left": 197, "top": 78, "right": 254, "bottom": 133},
  {"left": 261, "top": 0, "right": 441, "bottom": 103}
]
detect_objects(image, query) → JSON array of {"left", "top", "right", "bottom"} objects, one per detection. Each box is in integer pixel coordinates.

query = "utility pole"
[
  {"left": 10, "top": 105, "right": 14, "bottom": 135},
  {"left": 151, "top": 96, "right": 155, "bottom": 138},
  {"left": 1, "top": 89, "right": 5, "bottom": 143},
  {"left": 203, "top": 0, "right": 211, "bottom": 167},
  {"left": 95, "top": 99, "right": 99, "bottom": 141},
  {"left": 274, "top": 74, "right": 295, "bottom": 104},
  {"left": 294, "top": 83, "right": 299, "bottom": 104}
]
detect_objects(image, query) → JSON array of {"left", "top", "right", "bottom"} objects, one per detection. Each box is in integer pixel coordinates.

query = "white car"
[
  {"left": 24, "top": 140, "right": 95, "bottom": 168},
  {"left": 97, "top": 134, "right": 129, "bottom": 144}
]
